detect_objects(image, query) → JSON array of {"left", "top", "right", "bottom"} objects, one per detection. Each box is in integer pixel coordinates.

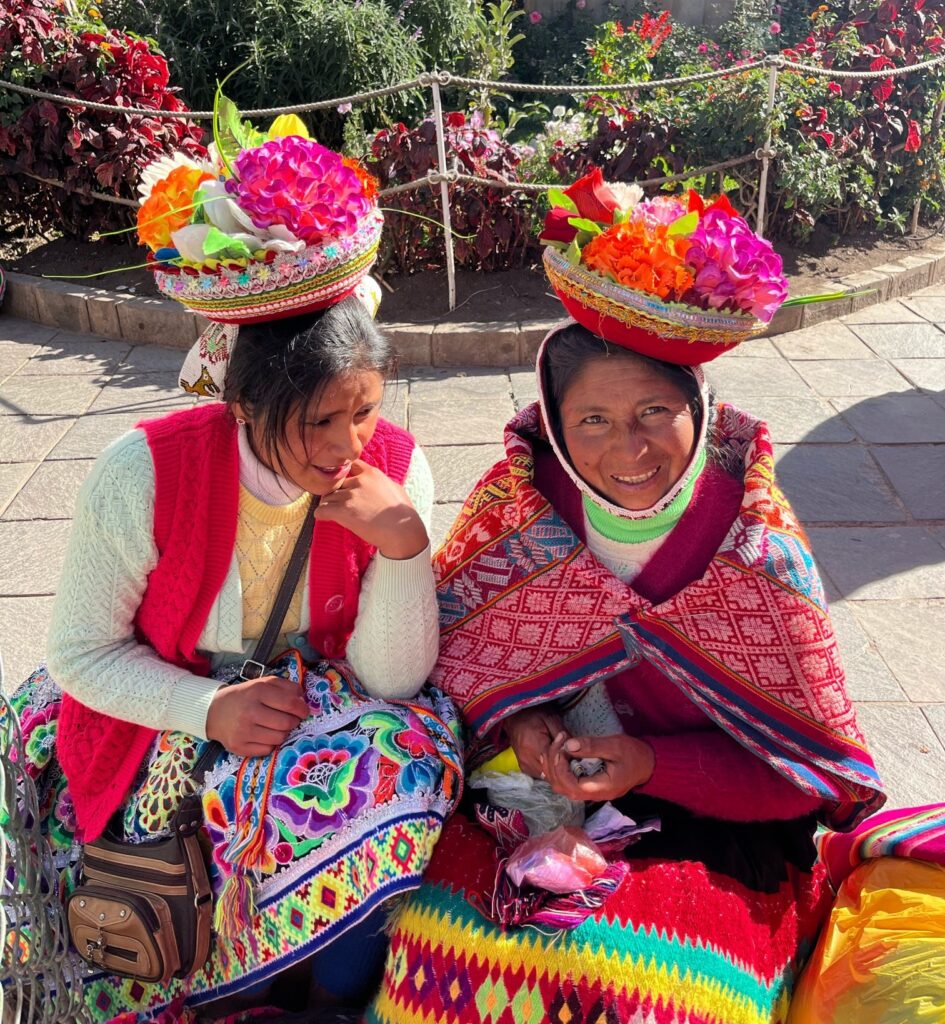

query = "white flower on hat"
[{"left": 137, "top": 152, "right": 213, "bottom": 202}]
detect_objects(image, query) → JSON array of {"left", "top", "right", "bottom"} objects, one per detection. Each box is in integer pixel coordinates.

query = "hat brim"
[{"left": 544, "top": 246, "right": 765, "bottom": 365}]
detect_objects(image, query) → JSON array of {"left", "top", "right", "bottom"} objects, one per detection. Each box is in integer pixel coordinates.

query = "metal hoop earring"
[{"left": 235, "top": 417, "right": 247, "bottom": 426}]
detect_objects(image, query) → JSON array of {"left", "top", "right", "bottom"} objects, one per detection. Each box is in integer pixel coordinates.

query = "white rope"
[{"left": 780, "top": 52, "right": 945, "bottom": 79}]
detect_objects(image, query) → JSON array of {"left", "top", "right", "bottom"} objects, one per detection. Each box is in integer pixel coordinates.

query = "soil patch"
[{"left": 2, "top": 224, "right": 942, "bottom": 325}]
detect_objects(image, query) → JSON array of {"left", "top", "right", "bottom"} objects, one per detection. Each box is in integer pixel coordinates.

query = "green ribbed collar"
[{"left": 583, "top": 447, "right": 707, "bottom": 544}]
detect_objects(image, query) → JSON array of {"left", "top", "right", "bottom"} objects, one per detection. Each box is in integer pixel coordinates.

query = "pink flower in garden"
[
  {"left": 227, "top": 137, "right": 373, "bottom": 244},
  {"left": 529, "top": 10, "right": 542, "bottom": 23},
  {"left": 697, "top": 42, "right": 708, "bottom": 53},
  {"left": 769, "top": 21, "right": 781, "bottom": 33},
  {"left": 685, "top": 209, "right": 788, "bottom": 321},
  {"left": 576, "top": 0, "right": 586, "bottom": 8}
]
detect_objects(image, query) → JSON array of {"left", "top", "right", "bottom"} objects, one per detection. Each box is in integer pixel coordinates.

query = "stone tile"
[
  {"left": 0, "top": 275, "right": 40, "bottom": 323},
  {"left": 829, "top": 602, "right": 905, "bottom": 702},
  {"left": 380, "top": 380, "right": 408, "bottom": 429},
  {"left": 116, "top": 296, "right": 198, "bottom": 348},
  {"left": 855, "top": 703, "right": 945, "bottom": 809},
  {"left": 0, "top": 341, "right": 38, "bottom": 384},
  {"left": 0, "top": 416, "right": 76, "bottom": 463},
  {"left": 408, "top": 371, "right": 513, "bottom": 445},
  {"left": 852, "top": 602, "right": 945, "bottom": 703},
  {"left": 738, "top": 395, "right": 855, "bottom": 443},
  {"left": 0, "top": 463, "right": 38, "bottom": 517},
  {"left": 911, "top": 282, "right": 945, "bottom": 297},
  {"left": 773, "top": 446, "right": 904, "bottom": 523},
  {"left": 33, "top": 280, "right": 91, "bottom": 334},
  {"left": 520, "top": 320, "right": 560, "bottom": 364},
  {"left": 2, "top": 460, "right": 93, "bottom": 521},
  {"left": 0, "top": 375, "right": 104, "bottom": 417},
  {"left": 703, "top": 357, "right": 805, "bottom": 399},
  {"left": 772, "top": 322, "right": 874, "bottom": 361},
  {"left": 509, "top": 369, "right": 539, "bottom": 411},
  {"left": 86, "top": 291, "right": 123, "bottom": 340},
  {"left": 831, "top": 393, "right": 945, "bottom": 443},
  {"left": 432, "top": 322, "right": 520, "bottom": 367},
  {"left": 0, "top": 519, "right": 72, "bottom": 596},
  {"left": 382, "top": 324, "right": 433, "bottom": 367},
  {"left": 871, "top": 446, "right": 945, "bottom": 521},
  {"left": 0, "top": 595, "right": 55, "bottom": 693},
  {"left": 792, "top": 359, "right": 912, "bottom": 398},
  {"left": 84, "top": 375, "right": 196, "bottom": 415},
  {"left": 117, "top": 344, "right": 185, "bottom": 374},
  {"left": 806, "top": 526, "right": 945, "bottom": 600},
  {"left": 20, "top": 332, "right": 131, "bottom": 375},
  {"left": 426, "top": 444, "right": 504, "bottom": 503},
  {"left": 0, "top": 317, "right": 56, "bottom": 346},
  {"left": 46, "top": 412, "right": 144, "bottom": 460},
  {"left": 903, "top": 296, "right": 945, "bottom": 322},
  {"left": 723, "top": 338, "right": 779, "bottom": 357},
  {"left": 762, "top": 304, "right": 803, "bottom": 336},
  {"left": 840, "top": 299, "right": 925, "bottom": 325},
  {"left": 890, "top": 359, "right": 945, "bottom": 392},
  {"left": 800, "top": 282, "right": 853, "bottom": 325},
  {"left": 850, "top": 322, "right": 945, "bottom": 358},
  {"left": 923, "top": 705, "right": 945, "bottom": 749},
  {"left": 430, "top": 502, "right": 463, "bottom": 549}
]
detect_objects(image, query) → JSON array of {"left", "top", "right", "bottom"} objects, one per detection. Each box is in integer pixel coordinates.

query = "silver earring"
[{"left": 235, "top": 417, "right": 246, "bottom": 426}]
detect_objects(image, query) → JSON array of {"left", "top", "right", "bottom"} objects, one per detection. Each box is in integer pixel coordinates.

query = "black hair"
[
  {"left": 542, "top": 323, "right": 706, "bottom": 442},
  {"left": 222, "top": 296, "right": 396, "bottom": 474}
]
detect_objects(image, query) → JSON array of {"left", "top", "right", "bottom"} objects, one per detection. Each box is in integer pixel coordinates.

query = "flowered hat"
[
  {"left": 136, "top": 103, "right": 383, "bottom": 325},
  {"left": 540, "top": 169, "right": 788, "bottom": 364}
]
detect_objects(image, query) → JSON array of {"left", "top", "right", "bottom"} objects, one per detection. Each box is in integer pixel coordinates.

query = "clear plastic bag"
[{"left": 506, "top": 825, "right": 607, "bottom": 894}]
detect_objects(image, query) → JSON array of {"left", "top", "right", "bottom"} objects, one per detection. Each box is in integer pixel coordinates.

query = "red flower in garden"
[
  {"left": 904, "top": 119, "right": 922, "bottom": 152},
  {"left": 827, "top": 81, "right": 841, "bottom": 94}
]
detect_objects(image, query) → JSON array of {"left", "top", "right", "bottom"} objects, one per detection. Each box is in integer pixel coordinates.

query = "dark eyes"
[{"left": 307, "top": 405, "right": 377, "bottom": 429}]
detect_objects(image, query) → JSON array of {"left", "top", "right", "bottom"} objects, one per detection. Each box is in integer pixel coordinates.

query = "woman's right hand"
[
  {"left": 502, "top": 706, "right": 569, "bottom": 779},
  {"left": 205, "top": 676, "right": 310, "bottom": 758}
]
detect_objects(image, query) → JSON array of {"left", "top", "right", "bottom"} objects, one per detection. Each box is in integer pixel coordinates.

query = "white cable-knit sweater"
[{"left": 46, "top": 426, "right": 440, "bottom": 741}]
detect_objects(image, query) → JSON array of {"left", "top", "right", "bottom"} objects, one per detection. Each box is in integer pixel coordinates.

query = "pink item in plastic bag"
[{"left": 506, "top": 826, "right": 607, "bottom": 894}]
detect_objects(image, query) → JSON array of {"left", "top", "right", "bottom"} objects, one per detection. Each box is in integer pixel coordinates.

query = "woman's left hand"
[
  {"left": 541, "top": 732, "right": 655, "bottom": 803},
  {"left": 314, "top": 461, "right": 429, "bottom": 559}
]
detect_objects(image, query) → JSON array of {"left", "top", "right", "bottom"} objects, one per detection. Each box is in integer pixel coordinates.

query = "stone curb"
[{"left": 6, "top": 236, "right": 945, "bottom": 366}]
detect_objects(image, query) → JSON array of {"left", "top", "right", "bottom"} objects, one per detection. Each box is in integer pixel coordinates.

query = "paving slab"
[
  {"left": 737, "top": 395, "right": 856, "bottom": 443},
  {"left": 902, "top": 296, "right": 945, "bottom": 322},
  {"left": 831, "top": 393, "right": 945, "bottom": 443},
  {"left": 408, "top": 371, "right": 513, "bottom": 445},
  {"left": 379, "top": 381, "right": 407, "bottom": 429},
  {"left": 425, "top": 444, "right": 504, "bottom": 503},
  {"left": 46, "top": 412, "right": 147, "bottom": 460},
  {"left": 923, "top": 705, "right": 945, "bottom": 750},
  {"left": 855, "top": 703, "right": 945, "bottom": 809},
  {"left": 0, "top": 595, "right": 55, "bottom": 693},
  {"left": 849, "top": 322, "right": 945, "bottom": 359},
  {"left": 509, "top": 370, "right": 539, "bottom": 411},
  {"left": 704, "top": 357, "right": 806, "bottom": 399},
  {"left": 20, "top": 332, "right": 131, "bottom": 376},
  {"left": 0, "top": 340, "right": 41, "bottom": 384},
  {"left": 840, "top": 299, "right": 925, "bottom": 325},
  {"left": 771, "top": 321, "right": 875, "bottom": 361},
  {"left": 0, "top": 519, "right": 72, "bottom": 596},
  {"left": 0, "top": 463, "right": 38, "bottom": 518},
  {"left": 0, "top": 416, "right": 77, "bottom": 463},
  {"left": 829, "top": 602, "right": 906, "bottom": 702},
  {"left": 118, "top": 343, "right": 190, "bottom": 374},
  {"left": 722, "top": 338, "right": 779, "bottom": 357},
  {"left": 871, "top": 445, "right": 945, "bottom": 521},
  {"left": 0, "top": 316, "right": 57, "bottom": 346},
  {"left": 0, "top": 374, "right": 104, "bottom": 417},
  {"left": 792, "top": 359, "right": 912, "bottom": 398},
  {"left": 890, "top": 358, "right": 945, "bottom": 392},
  {"left": 84, "top": 374, "right": 197, "bottom": 415},
  {"left": 774, "top": 445, "right": 905, "bottom": 523},
  {"left": 851, "top": 601, "right": 945, "bottom": 703},
  {"left": 1, "top": 459, "right": 93, "bottom": 521},
  {"left": 807, "top": 526, "right": 945, "bottom": 600}
]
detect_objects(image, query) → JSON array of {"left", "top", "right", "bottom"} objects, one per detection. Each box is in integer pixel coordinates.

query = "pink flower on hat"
[{"left": 226, "top": 137, "right": 372, "bottom": 245}]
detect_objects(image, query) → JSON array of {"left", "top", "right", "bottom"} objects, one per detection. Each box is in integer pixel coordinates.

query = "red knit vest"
[{"left": 57, "top": 403, "right": 415, "bottom": 841}]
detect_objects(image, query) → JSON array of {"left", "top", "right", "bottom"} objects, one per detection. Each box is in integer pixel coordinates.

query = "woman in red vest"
[{"left": 8, "top": 124, "right": 461, "bottom": 1022}]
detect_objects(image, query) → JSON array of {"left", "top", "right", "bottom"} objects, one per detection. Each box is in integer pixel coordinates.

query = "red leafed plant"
[
  {"left": 0, "top": 0, "right": 205, "bottom": 238},
  {"left": 369, "top": 110, "right": 537, "bottom": 274}
]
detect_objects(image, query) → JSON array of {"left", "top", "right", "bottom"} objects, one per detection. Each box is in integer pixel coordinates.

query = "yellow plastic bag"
[{"left": 789, "top": 858, "right": 945, "bottom": 1023}]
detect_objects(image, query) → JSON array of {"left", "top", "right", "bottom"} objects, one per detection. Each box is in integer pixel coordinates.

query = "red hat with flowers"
[{"left": 541, "top": 169, "right": 791, "bottom": 364}]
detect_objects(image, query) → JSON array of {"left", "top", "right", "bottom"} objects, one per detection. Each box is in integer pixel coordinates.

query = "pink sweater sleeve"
[{"left": 637, "top": 730, "right": 824, "bottom": 822}]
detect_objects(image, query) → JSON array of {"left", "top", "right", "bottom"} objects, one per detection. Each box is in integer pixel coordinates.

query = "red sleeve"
[{"left": 637, "top": 730, "right": 824, "bottom": 822}]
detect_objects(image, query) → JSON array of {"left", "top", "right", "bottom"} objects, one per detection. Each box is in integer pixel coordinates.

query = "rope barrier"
[{"left": 779, "top": 52, "right": 945, "bottom": 79}]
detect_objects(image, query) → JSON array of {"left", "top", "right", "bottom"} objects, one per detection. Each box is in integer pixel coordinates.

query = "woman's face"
[
  {"left": 242, "top": 369, "right": 385, "bottom": 495},
  {"left": 558, "top": 356, "right": 697, "bottom": 511}
]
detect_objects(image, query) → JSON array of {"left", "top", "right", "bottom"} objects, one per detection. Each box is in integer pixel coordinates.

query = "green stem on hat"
[
  {"left": 213, "top": 60, "right": 254, "bottom": 180},
  {"left": 378, "top": 207, "right": 476, "bottom": 241},
  {"left": 95, "top": 192, "right": 229, "bottom": 241},
  {"left": 42, "top": 260, "right": 180, "bottom": 280},
  {"left": 782, "top": 289, "right": 874, "bottom": 307}
]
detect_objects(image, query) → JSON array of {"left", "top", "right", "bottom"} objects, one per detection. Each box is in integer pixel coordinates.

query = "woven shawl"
[{"left": 433, "top": 401, "right": 885, "bottom": 831}]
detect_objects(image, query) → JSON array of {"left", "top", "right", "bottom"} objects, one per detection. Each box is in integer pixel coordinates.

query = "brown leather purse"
[{"left": 66, "top": 496, "right": 318, "bottom": 983}]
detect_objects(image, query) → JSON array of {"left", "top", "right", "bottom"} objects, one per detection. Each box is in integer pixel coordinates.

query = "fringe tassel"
[{"left": 214, "top": 871, "right": 256, "bottom": 941}]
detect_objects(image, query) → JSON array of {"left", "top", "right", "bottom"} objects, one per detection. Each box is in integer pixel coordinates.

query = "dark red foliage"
[
  {"left": 0, "top": 0, "right": 205, "bottom": 238},
  {"left": 369, "top": 110, "right": 536, "bottom": 274}
]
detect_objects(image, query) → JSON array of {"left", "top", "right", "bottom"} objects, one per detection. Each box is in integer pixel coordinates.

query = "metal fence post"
[
  {"left": 429, "top": 72, "right": 457, "bottom": 312},
  {"left": 755, "top": 56, "right": 781, "bottom": 237}
]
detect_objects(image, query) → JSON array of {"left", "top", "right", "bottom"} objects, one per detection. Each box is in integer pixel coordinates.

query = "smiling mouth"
[
  {"left": 611, "top": 466, "right": 660, "bottom": 486},
  {"left": 314, "top": 462, "right": 350, "bottom": 476}
]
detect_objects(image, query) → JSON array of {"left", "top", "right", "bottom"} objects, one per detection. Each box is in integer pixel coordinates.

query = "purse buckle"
[{"left": 239, "top": 659, "right": 266, "bottom": 681}]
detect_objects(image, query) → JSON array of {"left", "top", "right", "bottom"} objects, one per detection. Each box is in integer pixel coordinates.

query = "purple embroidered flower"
[
  {"left": 685, "top": 209, "right": 787, "bottom": 321},
  {"left": 226, "top": 137, "right": 372, "bottom": 245}
]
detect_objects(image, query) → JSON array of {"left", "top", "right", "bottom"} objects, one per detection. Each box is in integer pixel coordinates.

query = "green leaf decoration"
[
  {"left": 614, "top": 207, "right": 632, "bottom": 225},
  {"left": 202, "top": 225, "right": 255, "bottom": 261},
  {"left": 216, "top": 95, "right": 267, "bottom": 171},
  {"left": 568, "top": 217, "right": 603, "bottom": 235},
  {"left": 667, "top": 211, "right": 699, "bottom": 237},
  {"left": 547, "top": 188, "right": 578, "bottom": 213},
  {"left": 565, "top": 238, "right": 582, "bottom": 266}
]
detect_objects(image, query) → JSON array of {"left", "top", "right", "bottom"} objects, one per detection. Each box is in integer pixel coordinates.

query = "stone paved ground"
[{"left": 1, "top": 289, "right": 944, "bottom": 810}]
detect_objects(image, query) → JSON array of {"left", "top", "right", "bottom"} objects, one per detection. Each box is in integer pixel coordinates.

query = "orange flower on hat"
[
  {"left": 582, "top": 220, "right": 694, "bottom": 300},
  {"left": 137, "top": 165, "right": 214, "bottom": 252},
  {"left": 342, "top": 157, "right": 379, "bottom": 203}
]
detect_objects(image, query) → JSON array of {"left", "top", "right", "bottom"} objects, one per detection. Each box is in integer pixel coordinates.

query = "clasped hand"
[{"left": 504, "top": 707, "right": 654, "bottom": 803}]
